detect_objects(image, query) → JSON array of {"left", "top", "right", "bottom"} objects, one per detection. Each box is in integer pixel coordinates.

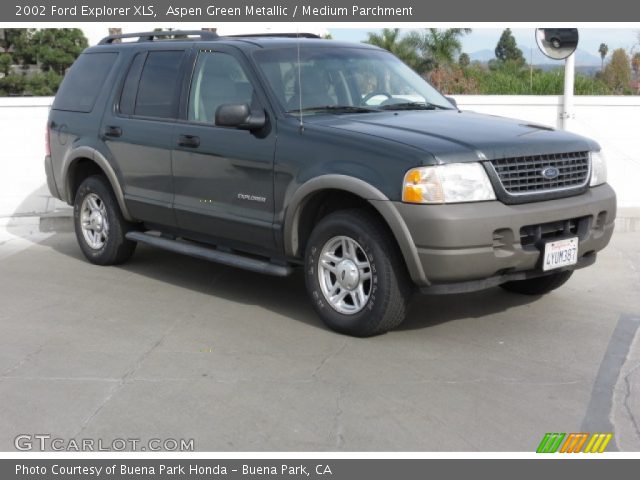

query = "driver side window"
[{"left": 188, "top": 51, "right": 254, "bottom": 124}]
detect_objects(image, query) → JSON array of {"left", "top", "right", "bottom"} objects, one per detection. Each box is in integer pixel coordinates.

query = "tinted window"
[
  {"left": 134, "top": 50, "right": 184, "bottom": 119},
  {"left": 53, "top": 53, "right": 118, "bottom": 113},
  {"left": 119, "top": 53, "right": 146, "bottom": 115},
  {"left": 188, "top": 51, "right": 253, "bottom": 124}
]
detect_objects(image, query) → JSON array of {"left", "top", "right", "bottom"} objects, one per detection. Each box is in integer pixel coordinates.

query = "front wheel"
[
  {"left": 500, "top": 270, "right": 573, "bottom": 295},
  {"left": 305, "top": 209, "right": 412, "bottom": 337}
]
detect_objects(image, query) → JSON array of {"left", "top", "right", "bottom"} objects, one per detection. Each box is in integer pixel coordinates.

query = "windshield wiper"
[
  {"left": 379, "top": 102, "right": 450, "bottom": 111},
  {"left": 286, "top": 105, "right": 379, "bottom": 114}
]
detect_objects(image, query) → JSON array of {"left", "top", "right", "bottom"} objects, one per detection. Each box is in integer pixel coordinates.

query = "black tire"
[
  {"left": 304, "top": 209, "right": 413, "bottom": 337},
  {"left": 500, "top": 270, "right": 573, "bottom": 295},
  {"left": 73, "top": 175, "right": 137, "bottom": 265}
]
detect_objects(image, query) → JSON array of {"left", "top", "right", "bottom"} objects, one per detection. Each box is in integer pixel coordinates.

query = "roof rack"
[
  {"left": 98, "top": 30, "right": 219, "bottom": 45},
  {"left": 226, "top": 33, "right": 321, "bottom": 39}
]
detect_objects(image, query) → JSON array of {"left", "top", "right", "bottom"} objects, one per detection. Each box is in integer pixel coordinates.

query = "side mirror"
[
  {"left": 215, "top": 103, "right": 266, "bottom": 130},
  {"left": 445, "top": 96, "right": 458, "bottom": 108}
]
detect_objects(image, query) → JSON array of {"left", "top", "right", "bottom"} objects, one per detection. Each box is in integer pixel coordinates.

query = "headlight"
[
  {"left": 402, "top": 163, "right": 496, "bottom": 204},
  {"left": 590, "top": 150, "right": 607, "bottom": 186}
]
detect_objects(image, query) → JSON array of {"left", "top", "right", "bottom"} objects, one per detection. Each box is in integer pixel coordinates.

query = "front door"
[{"left": 172, "top": 48, "right": 276, "bottom": 252}]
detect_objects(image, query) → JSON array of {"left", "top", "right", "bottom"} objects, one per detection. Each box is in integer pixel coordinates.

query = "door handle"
[
  {"left": 104, "top": 125, "right": 122, "bottom": 138},
  {"left": 178, "top": 134, "right": 200, "bottom": 148}
]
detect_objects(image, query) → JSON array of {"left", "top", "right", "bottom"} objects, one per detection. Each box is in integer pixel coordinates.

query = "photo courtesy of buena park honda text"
[{"left": 0, "top": 0, "right": 639, "bottom": 478}]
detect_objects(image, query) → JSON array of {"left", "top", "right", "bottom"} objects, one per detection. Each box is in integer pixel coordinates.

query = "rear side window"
[
  {"left": 119, "top": 53, "right": 146, "bottom": 116},
  {"left": 53, "top": 53, "right": 118, "bottom": 113},
  {"left": 133, "top": 50, "right": 184, "bottom": 119}
]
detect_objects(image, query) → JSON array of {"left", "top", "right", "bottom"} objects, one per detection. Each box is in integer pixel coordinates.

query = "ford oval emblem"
[{"left": 541, "top": 167, "right": 560, "bottom": 180}]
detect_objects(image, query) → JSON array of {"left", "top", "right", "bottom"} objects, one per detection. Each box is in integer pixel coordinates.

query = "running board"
[{"left": 125, "top": 231, "right": 293, "bottom": 277}]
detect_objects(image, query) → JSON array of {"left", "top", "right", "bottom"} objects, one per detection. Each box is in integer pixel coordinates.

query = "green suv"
[{"left": 45, "top": 31, "right": 616, "bottom": 336}]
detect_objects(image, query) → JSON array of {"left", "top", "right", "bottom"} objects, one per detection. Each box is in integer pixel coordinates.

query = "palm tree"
[
  {"left": 364, "top": 28, "right": 421, "bottom": 71},
  {"left": 598, "top": 43, "right": 609, "bottom": 70},
  {"left": 408, "top": 28, "right": 472, "bottom": 71}
]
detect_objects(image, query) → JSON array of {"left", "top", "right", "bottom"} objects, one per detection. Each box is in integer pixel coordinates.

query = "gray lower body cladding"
[{"left": 394, "top": 184, "right": 616, "bottom": 286}]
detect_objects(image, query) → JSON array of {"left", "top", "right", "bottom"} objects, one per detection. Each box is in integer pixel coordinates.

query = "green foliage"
[
  {"left": 461, "top": 63, "right": 612, "bottom": 95},
  {"left": 31, "top": 29, "right": 88, "bottom": 74},
  {"left": 0, "top": 71, "right": 62, "bottom": 96},
  {"left": 1, "top": 29, "right": 24, "bottom": 52},
  {"left": 364, "top": 28, "right": 422, "bottom": 71},
  {"left": 598, "top": 43, "right": 609, "bottom": 69},
  {"left": 458, "top": 53, "right": 470, "bottom": 67},
  {"left": 602, "top": 48, "right": 632, "bottom": 93},
  {"left": 0, "top": 73, "right": 25, "bottom": 95},
  {"left": 0, "top": 53, "right": 12, "bottom": 76},
  {"left": 630, "top": 52, "right": 640, "bottom": 76},
  {"left": 495, "top": 29, "right": 525, "bottom": 65},
  {"left": 0, "top": 28, "right": 87, "bottom": 96},
  {"left": 407, "top": 28, "right": 471, "bottom": 71}
]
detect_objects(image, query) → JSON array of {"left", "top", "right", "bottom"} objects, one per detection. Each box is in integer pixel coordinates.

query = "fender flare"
[
  {"left": 283, "top": 174, "right": 428, "bottom": 285},
  {"left": 61, "top": 146, "right": 134, "bottom": 222}
]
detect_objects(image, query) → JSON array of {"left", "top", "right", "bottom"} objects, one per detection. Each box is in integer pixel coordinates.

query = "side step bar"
[{"left": 125, "top": 231, "right": 294, "bottom": 277}]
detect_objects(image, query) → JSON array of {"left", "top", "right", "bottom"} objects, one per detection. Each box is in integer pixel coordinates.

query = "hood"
[{"left": 306, "top": 110, "right": 599, "bottom": 164}]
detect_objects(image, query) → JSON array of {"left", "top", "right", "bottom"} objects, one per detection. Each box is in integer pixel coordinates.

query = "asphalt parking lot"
[{"left": 0, "top": 217, "right": 639, "bottom": 452}]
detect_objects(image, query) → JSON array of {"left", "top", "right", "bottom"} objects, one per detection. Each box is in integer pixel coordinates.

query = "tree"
[
  {"left": 603, "top": 48, "right": 632, "bottom": 93},
  {"left": 0, "top": 53, "right": 11, "bottom": 76},
  {"left": 364, "top": 28, "right": 421, "bottom": 71},
  {"left": 458, "top": 52, "right": 470, "bottom": 68},
  {"left": 632, "top": 52, "right": 640, "bottom": 78},
  {"left": 1, "top": 28, "right": 24, "bottom": 53},
  {"left": 12, "top": 29, "right": 88, "bottom": 74},
  {"left": 407, "top": 28, "right": 471, "bottom": 71},
  {"left": 33, "top": 29, "right": 87, "bottom": 74},
  {"left": 495, "top": 28, "right": 525, "bottom": 65},
  {"left": 598, "top": 43, "right": 609, "bottom": 70}
]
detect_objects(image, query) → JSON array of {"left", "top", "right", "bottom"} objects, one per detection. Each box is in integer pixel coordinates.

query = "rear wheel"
[
  {"left": 305, "top": 209, "right": 412, "bottom": 337},
  {"left": 73, "top": 175, "right": 136, "bottom": 265},
  {"left": 500, "top": 270, "right": 573, "bottom": 295}
]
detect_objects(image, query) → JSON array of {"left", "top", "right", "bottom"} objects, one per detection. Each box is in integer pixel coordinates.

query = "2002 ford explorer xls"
[{"left": 45, "top": 31, "right": 616, "bottom": 336}]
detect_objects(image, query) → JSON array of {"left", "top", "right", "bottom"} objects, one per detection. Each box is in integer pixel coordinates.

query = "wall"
[
  {"left": 0, "top": 97, "right": 65, "bottom": 218},
  {"left": 0, "top": 95, "right": 638, "bottom": 218}
]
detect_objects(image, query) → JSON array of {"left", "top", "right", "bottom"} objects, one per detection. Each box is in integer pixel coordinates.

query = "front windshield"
[{"left": 252, "top": 46, "right": 454, "bottom": 113}]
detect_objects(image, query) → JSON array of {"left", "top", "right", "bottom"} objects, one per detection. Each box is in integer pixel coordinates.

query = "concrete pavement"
[{"left": 0, "top": 219, "right": 639, "bottom": 451}]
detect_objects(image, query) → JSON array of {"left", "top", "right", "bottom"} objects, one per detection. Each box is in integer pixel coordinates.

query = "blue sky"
[{"left": 328, "top": 28, "right": 639, "bottom": 56}]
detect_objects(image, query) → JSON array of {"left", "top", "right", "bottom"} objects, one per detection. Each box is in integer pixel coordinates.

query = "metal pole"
[{"left": 561, "top": 52, "right": 575, "bottom": 130}]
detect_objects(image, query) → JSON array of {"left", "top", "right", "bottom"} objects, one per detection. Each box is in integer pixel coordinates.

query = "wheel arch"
[
  {"left": 284, "top": 175, "right": 428, "bottom": 285},
  {"left": 62, "top": 146, "right": 134, "bottom": 222}
]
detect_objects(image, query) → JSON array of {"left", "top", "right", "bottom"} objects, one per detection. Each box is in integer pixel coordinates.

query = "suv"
[{"left": 45, "top": 31, "right": 616, "bottom": 336}]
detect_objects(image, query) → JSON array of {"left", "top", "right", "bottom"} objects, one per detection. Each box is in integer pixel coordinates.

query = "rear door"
[
  {"left": 101, "top": 47, "right": 188, "bottom": 227},
  {"left": 171, "top": 46, "right": 277, "bottom": 252}
]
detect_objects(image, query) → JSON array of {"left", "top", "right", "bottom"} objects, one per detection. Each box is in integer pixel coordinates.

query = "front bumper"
[{"left": 394, "top": 184, "right": 616, "bottom": 287}]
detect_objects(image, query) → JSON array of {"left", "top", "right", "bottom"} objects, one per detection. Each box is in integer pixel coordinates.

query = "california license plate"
[{"left": 542, "top": 237, "right": 578, "bottom": 271}]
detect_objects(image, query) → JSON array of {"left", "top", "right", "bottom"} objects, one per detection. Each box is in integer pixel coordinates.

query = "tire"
[
  {"left": 73, "top": 175, "right": 137, "bottom": 265},
  {"left": 304, "top": 209, "right": 413, "bottom": 337},
  {"left": 500, "top": 270, "right": 573, "bottom": 295},
  {"left": 551, "top": 38, "right": 561, "bottom": 49}
]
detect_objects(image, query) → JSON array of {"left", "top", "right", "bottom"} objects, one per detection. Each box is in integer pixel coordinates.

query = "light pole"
[{"left": 561, "top": 52, "right": 575, "bottom": 131}]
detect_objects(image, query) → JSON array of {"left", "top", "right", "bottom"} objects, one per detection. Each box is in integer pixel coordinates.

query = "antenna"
[{"left": 296, "top": 30, "right": 304, "bottom": 133}]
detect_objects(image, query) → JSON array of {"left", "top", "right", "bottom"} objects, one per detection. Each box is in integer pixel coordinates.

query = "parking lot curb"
[{"left": 38, "top": 208, "right": 74, "bottom": 233}]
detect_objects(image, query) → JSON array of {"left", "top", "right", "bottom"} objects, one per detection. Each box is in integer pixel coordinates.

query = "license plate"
[{"left": 542, "top": 237, "right": 578, "bottom": 271}]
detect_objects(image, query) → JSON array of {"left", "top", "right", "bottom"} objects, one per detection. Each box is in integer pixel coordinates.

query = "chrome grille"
[{"left": 490, "top": 151, "right": 590, "bottom": 195}]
